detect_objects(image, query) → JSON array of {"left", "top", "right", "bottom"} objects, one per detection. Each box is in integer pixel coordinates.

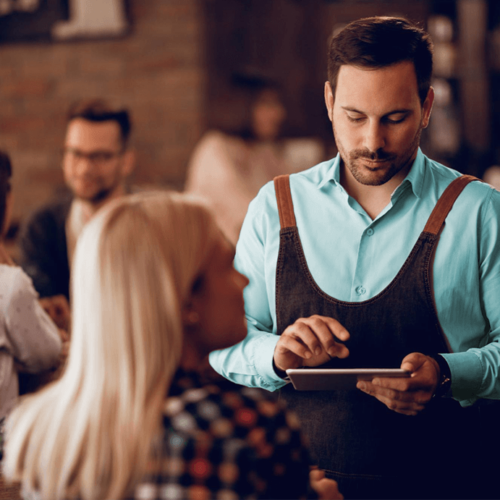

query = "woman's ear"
[
  {"left": 182, "top": 307, "right": 200, "bottom": 328},
  {"left": 182, "top": 292, "right": 201, "bottom": 329}
]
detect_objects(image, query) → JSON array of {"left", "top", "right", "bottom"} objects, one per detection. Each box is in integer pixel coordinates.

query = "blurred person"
[
  {"left": 19, "top": 99, "right": 135, "bottom": 330},
  {"left": 4, "top": 192, "right": 342, "bottom": 500},
  {"left": 0, "top": 150, "right": 62, "bottom": 459},
  {"left": 185, "top": 73, "right": 324, "bottom": 244},
  {"left": 209, "top": 17, "right": 500, "bottom": 499},
  {"left": 482, "top": 165, "right": 500, "bottom": 191}
]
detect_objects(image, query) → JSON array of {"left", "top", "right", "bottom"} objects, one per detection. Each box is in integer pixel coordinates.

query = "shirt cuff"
[
  {"left": 440, "top": 351, "right": 482, "bottom": 400},
  {"left": 254, "top": 334, "right": 289, "bottom": 387}
]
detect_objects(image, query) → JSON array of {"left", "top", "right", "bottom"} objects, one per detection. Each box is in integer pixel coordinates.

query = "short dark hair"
[
  {"left": 67, "top": 99, "right": 132, "bottom": 146},
  {"left": 327, "top": 17, "right": 433, "bottom": 105},
  {"left": 227, "top": 70, "right": 283, "bottom": 140},
  {"left": 0, "top": 150, "right": 12, "bottom": 236}
]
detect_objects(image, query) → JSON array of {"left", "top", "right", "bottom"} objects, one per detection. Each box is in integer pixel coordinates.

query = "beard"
[
  {"left": 88, "top": 185, "right": 118, "bottom": 204},
  {"left": 334, "top": 123, "right": 423, "bottom": 187},
  {"left": 71, "top": 168, "right": 124, "bottom": 205}
]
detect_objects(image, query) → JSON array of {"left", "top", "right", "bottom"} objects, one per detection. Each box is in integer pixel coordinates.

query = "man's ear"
[
  {"left": 422, "top": 87, "right": 435, "bottom": 129},
  {"left": 324, "top": 81, "right": 334, "bottom": 122},
  {"left": 121, "top": 149, "right": 135, "bottom": 177}
]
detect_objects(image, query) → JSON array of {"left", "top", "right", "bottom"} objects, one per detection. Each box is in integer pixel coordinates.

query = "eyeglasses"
[{"left": 63, "top": 147, "right": 124, "bottom": 165}]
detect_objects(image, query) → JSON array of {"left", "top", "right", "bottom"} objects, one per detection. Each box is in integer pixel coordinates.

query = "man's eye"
[
  {"left": 347, "top": 115, "right": 365, "bottom": 123},
  {"left": 385, "top": 115, "right": 407, "bottom": 124},
  {"left": 89, "top": 153, "right": 114, "bottom": 162}
]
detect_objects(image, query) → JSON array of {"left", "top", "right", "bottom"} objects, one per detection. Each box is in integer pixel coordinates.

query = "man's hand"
[
  {"left": 274, "top": 315, "right": 350, "bottom": 372},
  {"left": 356, "top": 352, "right": 440, "bottom": 416},
  {"left": 39, "top": 295, "right": 71, "bottom": 332},
  {"left": 309, "top": 469, "right": 343, "bottom": 500}
]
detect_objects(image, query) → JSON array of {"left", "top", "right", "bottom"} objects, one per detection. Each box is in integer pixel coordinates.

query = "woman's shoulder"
[
  {"left": 0, "top": 266, "right": 34, "bottom": 303},
  {"left": 283, "top": 137, "right": 325, "bottom": 172},
  {"left": 196, "top": 130, "right": 243, "bottom": 150}
]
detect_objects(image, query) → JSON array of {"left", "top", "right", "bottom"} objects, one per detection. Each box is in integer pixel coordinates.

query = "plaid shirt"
[{"left": 132, "top": 370, "right": 315, "bottom": 500}]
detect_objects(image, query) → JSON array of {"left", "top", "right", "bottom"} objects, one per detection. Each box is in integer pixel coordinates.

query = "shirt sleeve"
[
  {"left": 209, "top": 185, "right": 288, "bottom": 391},
  {"left": 5, "top": 268, "right": 62, "bottom": 373},
  {"left": 442, "top": 187, "right": 500, "bottom": 404}
]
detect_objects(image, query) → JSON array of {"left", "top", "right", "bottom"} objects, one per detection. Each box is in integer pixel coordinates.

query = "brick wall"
[{"left": 0, "top": 0, "right": 205, "bottom": 226}]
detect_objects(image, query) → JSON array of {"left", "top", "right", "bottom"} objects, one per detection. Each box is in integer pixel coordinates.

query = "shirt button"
[
  {"left": 367, "top": 228, "right": 374, "bottom": 236},
  {"left": 355, "top": 286, "right": 366, "bottom": 296}
]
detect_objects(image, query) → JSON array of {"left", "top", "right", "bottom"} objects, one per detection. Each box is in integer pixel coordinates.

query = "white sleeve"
[{"left": 5, "top": 268, "right": 62, "bottom": 373}]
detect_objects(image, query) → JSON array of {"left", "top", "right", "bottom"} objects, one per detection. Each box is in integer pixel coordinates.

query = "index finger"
[
  {"left": 303, "top": 316, "right": 350, "bottom": 358},
  {"left": 309, "top": 315, "right": 350, "bottom": 342}
]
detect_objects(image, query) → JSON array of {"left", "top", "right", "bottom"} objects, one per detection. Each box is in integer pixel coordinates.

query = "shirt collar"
[
  {"left": 318, "top": 148, "right": 426, "bottom": 200},
  {"left": 400, "top": 148, "right": 425, "bottom": 199},
  {"left": 318, "top": 154, "right": 341, "bottom": 189}
]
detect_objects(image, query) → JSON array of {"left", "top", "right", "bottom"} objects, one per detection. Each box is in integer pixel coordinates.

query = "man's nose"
[
  {"left": 364, "top": 120, "right": 386, "bottom": 153},
  {"left": 74, "top": 155, "right": 96, "bottom": 174}
]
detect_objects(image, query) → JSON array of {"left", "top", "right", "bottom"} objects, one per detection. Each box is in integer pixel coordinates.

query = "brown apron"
[{"left": 274, "top": 174, "right": 495, "bottom": 499}]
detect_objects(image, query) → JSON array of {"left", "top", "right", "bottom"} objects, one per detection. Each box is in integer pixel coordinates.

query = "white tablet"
[{"left": 286, "top": 368, "right": 411, "bottom": 391}]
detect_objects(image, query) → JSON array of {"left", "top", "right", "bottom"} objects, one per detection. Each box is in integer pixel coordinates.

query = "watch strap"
[{"left": 430, "top": 354, "right": 452, "bottom": 398}]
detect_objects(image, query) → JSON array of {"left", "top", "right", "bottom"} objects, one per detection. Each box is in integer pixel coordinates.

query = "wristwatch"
[
  {"left": 272, "top": 359, "right": 290, "bottom": 380},
  {"left": 430, "top": 354, "right": 452, "bottom": 398}
]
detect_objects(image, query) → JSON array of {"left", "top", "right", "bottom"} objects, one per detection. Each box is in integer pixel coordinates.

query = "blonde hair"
[{"left": 4, "top": 191, "right": 218, "bottom": 499}]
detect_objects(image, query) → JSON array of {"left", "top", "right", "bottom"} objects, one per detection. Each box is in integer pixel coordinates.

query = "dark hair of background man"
[{"left": 67, "top": 99, "right": 132, "bottom": 147}]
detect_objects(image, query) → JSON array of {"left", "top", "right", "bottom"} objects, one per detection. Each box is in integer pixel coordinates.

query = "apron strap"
[
  {"left": 274, "top": 174, "right": 296, "bottom": 229},
  {"left": 423, "top": 175, "right": 479, "bottom": 236}
]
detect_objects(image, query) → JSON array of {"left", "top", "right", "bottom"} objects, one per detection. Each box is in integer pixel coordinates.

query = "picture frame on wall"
[{"left": 0, "top": 0, "right": 130, "bottom": 43}]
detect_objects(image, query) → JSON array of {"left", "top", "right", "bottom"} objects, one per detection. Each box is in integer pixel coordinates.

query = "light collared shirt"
[
  {"left": 209, "top": 149, "right": 500, "bottom": 406},
  {"left": 65, "top": 198, "right": 89, "bottom": 268}
]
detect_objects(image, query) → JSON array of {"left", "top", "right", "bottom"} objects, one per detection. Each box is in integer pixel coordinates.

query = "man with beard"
[
  {"left": 20, "top": 100, "right": 134, "bottom": 330},
  {"left": 209, "top": 17, "right": 500, "bottom": 499}
]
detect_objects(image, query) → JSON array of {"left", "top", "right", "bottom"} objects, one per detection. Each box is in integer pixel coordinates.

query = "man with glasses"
[{"left": 20, "top": 100, "right": 134, "bottom": 330}]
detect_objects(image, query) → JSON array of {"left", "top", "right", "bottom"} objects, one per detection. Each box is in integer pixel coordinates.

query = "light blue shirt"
[{"left": 209, "top": 149, "right": 500, "bottom": 406}]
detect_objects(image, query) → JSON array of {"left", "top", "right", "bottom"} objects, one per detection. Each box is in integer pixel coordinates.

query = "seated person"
[
  {"left": 3, "top": 192, "right": 342, "bottom": 500},
  {"left": 0, "top": 150, "right": 62, "bottom": 458},
  {"left": 19, "top": 99, "right": 135, "bottom": 330},
  {"left": 185, "top": 72, "right": 324, "bottom": 244}
]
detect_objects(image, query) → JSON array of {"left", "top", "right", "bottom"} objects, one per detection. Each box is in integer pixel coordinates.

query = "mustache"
[{"left": 350, "top": 149, "right": 395, "bottom": 161}]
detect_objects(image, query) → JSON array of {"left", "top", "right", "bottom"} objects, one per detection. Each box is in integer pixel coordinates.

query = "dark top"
[
  {"left": 19, "top": 196, "right": 72, "bottom": 300},
  {"left": 131, "top": 369, "right": 316, "bottom": 499}
]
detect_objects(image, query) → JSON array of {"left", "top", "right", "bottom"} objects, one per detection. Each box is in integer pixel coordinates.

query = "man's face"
[
  {"left": 325, "top": 61, "right": 434, "bottom": 186},
  {"left": 62, "top": 118, "right": 131, "bottom": 203}
]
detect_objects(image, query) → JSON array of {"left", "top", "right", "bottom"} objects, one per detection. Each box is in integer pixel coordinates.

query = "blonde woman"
[{"left": 3, "top": 192, "right": 341, "bottom": 500}]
